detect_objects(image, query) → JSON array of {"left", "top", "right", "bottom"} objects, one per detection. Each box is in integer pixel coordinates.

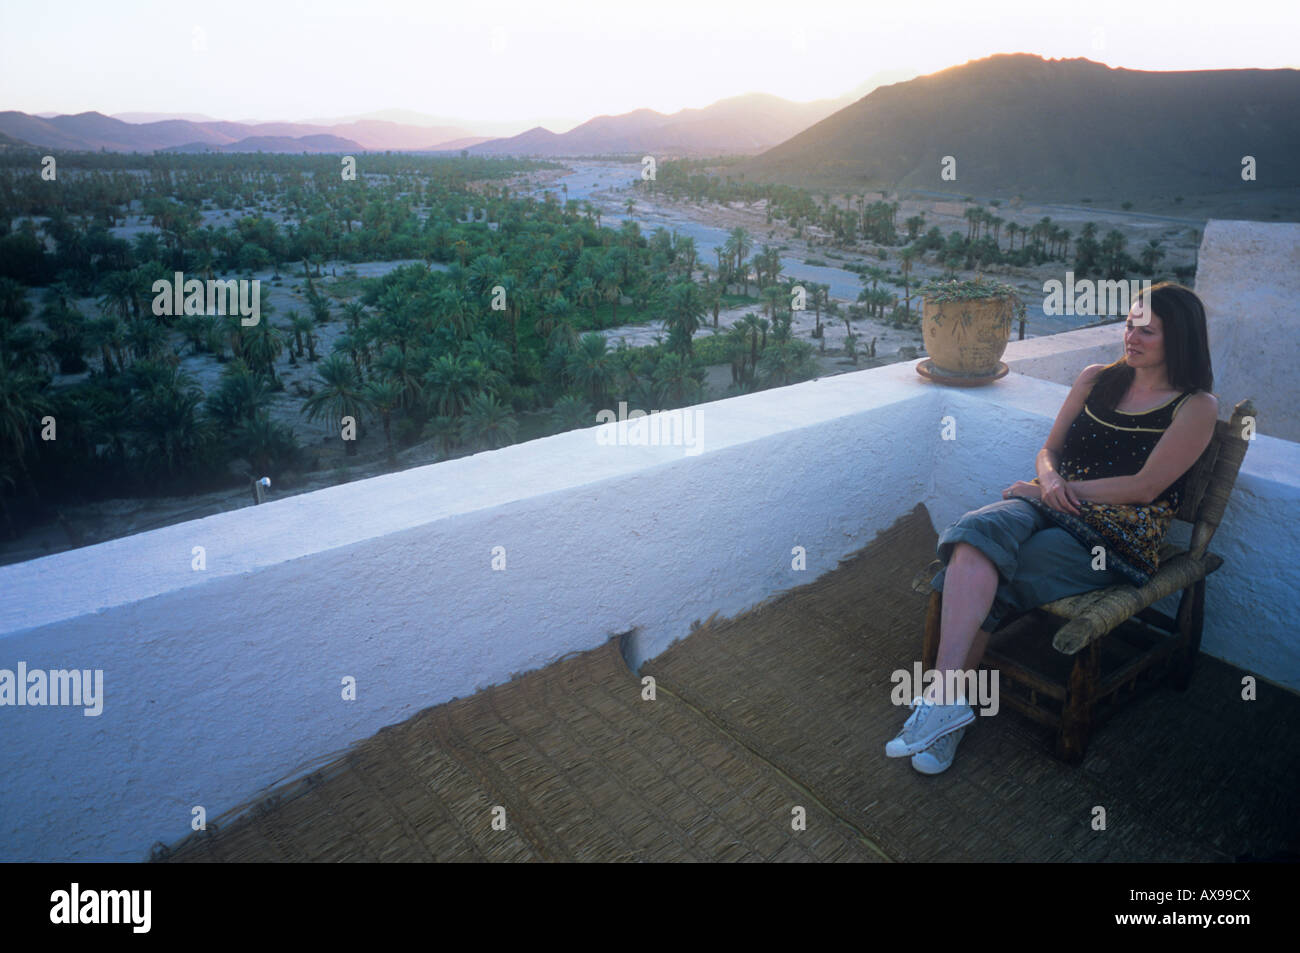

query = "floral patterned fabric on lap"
[{"left": 1022, "top": 387, "right": 1199, "bottom": 588}]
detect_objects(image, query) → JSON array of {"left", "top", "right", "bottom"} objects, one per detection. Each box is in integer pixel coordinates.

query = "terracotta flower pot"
[{"left": 921, "top": 293, "right": 1016, "bottom": 379}]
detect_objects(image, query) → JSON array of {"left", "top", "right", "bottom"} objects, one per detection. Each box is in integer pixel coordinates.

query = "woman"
[{"left": 887, "top": 281, "right": 1219, "bottom": 774}]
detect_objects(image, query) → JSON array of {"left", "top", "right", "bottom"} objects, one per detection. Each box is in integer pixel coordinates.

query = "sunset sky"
[{"left": 3, "top": 0, "right": 1295, "bottom": 130}]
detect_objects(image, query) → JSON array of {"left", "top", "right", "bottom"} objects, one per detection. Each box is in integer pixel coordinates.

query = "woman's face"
[{"left": 1125, "top": 298, "right": 1165, "bottom": 370}]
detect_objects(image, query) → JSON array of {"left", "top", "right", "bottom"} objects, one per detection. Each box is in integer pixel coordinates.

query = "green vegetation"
[
  {"left": 0, "top": 152, "right": 823, "bottom": 541},
  {"left": 651, "top": 160, "right": 1164, "bottom": 290},
  {"left": 919, "top": 276, "right": 1020, "bottom": 301}
]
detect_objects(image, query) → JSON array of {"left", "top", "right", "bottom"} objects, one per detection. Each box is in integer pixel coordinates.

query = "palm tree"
[
  {"left": 128, "top": 364, "right": 212, "bottom": 480},
  {"left": 760, "top": 285, "right": 785, "bottom": 321},
  {"left": 433, "top": 287, "right": 472, "bottom": 342},
  {"left": 361, "top": 376, "right": 404, "bottom": 465},
  {"left": 97, "top": 271, "right": 135, "bottom": 323},
  {"left": 0, "top": 349, "right": 53, "bottom": 505},
  {"left": 342, "top": 301, "right": 366, "bottom": 331},
  {"left": 423, "top": 353, "right": 477, "bottom": 418},
  {"left": 652, "top": 351, "right": 704, "bottom": 405},
  {"left": 574, "top": 276, "right": 599, "bottom": 325},
  {"left": 232, "top": 411, "right": 299, "bottom": 478},
  {"left": 549, "top": 394, "right": 595, "bottom": 434},
  {"left": 676, "top": 235, "right": 697, "bottom": 278},
  {"left": 757, "top": 338, "right": 817, "bottom": 387},
  {"left": 0, "top": 278, "right": 32, "bottom": 323},
  {"left": 244, "top": 318, "right": 286, "bottom": 382},
  {"left": 598, "top": 267, "right": 623, "bottom": 327},
  {"left": 374, "top": 345, "right": 424, "bottom": 412},
  {"left": 703, "top": 279, "right": 723, "bottom": 329},
  {"left": 663, "top": 281, "right": 706, "bottom": 358},
  {"left": 462, "top": 329, "right": 513, "bottom": 381},
  {"left": 428, "top": 415, "right": 460, "bottom": 458},
  {"left": 728, "top": 227, "right": 753, "bottom": 294},
  {"left": 1139, "top": 239, "right": 1165, "bottom": 276},
  {"left": 898, "top": 247, "right": 918, "bottom": 321},
  {"left": 738, "top": 312, "right": 764, "bottom": 380},
  {"left": 205, "top": 358, "right": 272, "bottom": 429},
  {"left": 301, "top": 353, "right": 367, "bottom": 455},
  {"left": 567, "top": 332, "right": 615, "bottom": 405},
  {"left": 459, "top": 392, "right": 517, "bottom": 450},
  {"left": 125, "top": 316, "right": 168, "bottom": 363}
]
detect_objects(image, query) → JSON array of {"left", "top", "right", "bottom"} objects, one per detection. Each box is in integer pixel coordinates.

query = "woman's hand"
[
  {"left": 1037, "top": 475, "right": 1083, "bottom": 516},
  {"left": 1001, "top": 480, "right": 1041, "bottom": 501}
]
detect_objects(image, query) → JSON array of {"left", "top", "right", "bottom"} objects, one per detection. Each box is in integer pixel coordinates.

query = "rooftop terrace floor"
[{"left": 158, "top": 505, "right": 1300, "bottom": 862}]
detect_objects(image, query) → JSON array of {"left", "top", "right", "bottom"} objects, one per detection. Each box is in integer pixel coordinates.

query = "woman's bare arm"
[{"left": 1031, "top": 364, "right": 1106, "bottom": 513}]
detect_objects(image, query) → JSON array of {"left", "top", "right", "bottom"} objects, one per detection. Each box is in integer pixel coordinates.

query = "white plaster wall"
[
  {"left": 0, "top": 361, "right": 935, "bottom": 862},
  {"left": 1003, "top": 324, "right": 1126, "bottom": 387},
  {"left": 1194, "top": 220, "right": 1300, "bottom": 443},
  {"left": 2, "top": 358, "right": 1296, "bottom": 862}
]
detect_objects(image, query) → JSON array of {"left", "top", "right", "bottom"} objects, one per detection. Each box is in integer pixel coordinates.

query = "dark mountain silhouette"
[{"left": 740, "top": 54, "right": 1300, "bottom": 200}]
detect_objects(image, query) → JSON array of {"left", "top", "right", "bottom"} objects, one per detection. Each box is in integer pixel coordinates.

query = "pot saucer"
[{"left": 916, "top": 359, "right": 1008, "bottom": 387}]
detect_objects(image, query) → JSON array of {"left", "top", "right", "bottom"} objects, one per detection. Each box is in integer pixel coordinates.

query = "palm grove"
[{"left": 0, "top": 151, "right": 822, "bottom": 540}]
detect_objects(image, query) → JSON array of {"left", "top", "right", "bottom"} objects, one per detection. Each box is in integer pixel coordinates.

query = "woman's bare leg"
[{"left": 926, "top": 541, "right": 998, "bottom": 704}]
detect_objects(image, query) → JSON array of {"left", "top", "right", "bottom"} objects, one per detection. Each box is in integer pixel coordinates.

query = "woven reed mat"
[
  {"left": 159, "top": 633, "right": 887, "bottom": 862},
  {"left": 158, "top": 502, "right": 1298, "bottom": 863},
  {"left": 643, "top": 503, "right": 1300, "bottom": 862}
]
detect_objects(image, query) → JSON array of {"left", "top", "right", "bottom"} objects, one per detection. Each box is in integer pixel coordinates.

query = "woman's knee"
[{"left": 945, "top": 542, "right": 1001, "bottom": 589}]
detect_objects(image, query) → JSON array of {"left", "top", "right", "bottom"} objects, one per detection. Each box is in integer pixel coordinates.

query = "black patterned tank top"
[{"left": 1058, "top": 387, "right": 1197, "bottom": 509}]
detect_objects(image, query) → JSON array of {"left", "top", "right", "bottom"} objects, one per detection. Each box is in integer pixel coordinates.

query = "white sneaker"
[
  {"left": 911, "top": 725, "right": 967, "bottom": 774},
  {"left": 884, "top": 696, "right": 974, "bottom": 757}
]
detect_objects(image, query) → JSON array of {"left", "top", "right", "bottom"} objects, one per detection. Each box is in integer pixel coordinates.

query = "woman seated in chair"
[{"left": 888, "top": 281, "right": 1219, "bottom": 774}]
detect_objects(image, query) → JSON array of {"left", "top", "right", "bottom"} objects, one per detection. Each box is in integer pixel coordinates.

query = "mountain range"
[
  {"left": 0, "top": 70, "right": 916, "bottom": 157},
  {"left": 5, "top": 56, "right": 1294, "bottom": 204},
  {"left": 741, "top": 54, "right": 1300, "bottom": 199},
  {"left": 467, "top": 70, "right": 918, "bottom": 157},
  {"left": 0, "top": 112, "right": 489, "bottom": 153}
]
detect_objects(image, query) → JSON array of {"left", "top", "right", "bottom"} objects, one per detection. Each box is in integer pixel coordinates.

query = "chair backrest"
[{"left": 1175, "top": 398, "right": 1255, "bottom": 562}]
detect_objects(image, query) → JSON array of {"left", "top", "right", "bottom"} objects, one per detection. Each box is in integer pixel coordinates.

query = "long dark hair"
[{"left": 1087, "top": 281, "right": 1215, "bottom": 412}]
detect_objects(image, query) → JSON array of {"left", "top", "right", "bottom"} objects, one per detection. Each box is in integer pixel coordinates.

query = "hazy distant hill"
[
  {"left": 0, "top": 111, "right": 482, "bottom": 153},
  {"left": 741, "top": 54, "right": 1300, "bottom": 200},
  {"left": 422, "top": 136, "right": 494, "bottom": 152},
  {"left": 298, "top": 109, "right": 582, "bottom": 138},
  {"left": 167, "top": 134, "right": 364, "bottom": 154},
  {"left": 467, "top": 82, "right": 913, "bottom": 157},
  {"left": 111, "top": 112, "right": 217, "bottom": 124},
  {"left": 2, "top": 72, "right": 921, "bottom": 157}
]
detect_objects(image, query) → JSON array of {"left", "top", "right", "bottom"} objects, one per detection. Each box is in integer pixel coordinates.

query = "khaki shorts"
[{"left": 930, "top": 498, "right": 1122, "bottom": 633}]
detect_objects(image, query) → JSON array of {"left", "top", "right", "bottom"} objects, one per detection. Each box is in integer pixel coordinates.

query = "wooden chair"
[{"left": 912, "top": 398, "right": 1256, "bottom": 763}]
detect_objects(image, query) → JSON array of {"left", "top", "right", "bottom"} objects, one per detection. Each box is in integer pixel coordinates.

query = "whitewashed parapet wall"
[
  {"left": 1194, "top": 220, "right": 1300, "bottom": 443},
  {"left": 1, "top": 359, "right": 1297, "bottom": 862},
  {"left": 0, "top": 362, "right": 933, "bottom": 862},
  {"left": 1003, "top": 324, "right": 1126, "bottom": 387}
]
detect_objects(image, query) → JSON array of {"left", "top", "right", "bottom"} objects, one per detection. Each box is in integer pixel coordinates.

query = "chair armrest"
[
  {"left": 912, "top": 559, "right": 944, "bottom": 594},
  {"left": 1051, "top": 551, "right": 1222, "bottom": 654}
]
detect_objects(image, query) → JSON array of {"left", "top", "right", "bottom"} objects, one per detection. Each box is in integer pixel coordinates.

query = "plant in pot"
[{"left": 917, "top": 276, "right": 1025, "bottom": 385}]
